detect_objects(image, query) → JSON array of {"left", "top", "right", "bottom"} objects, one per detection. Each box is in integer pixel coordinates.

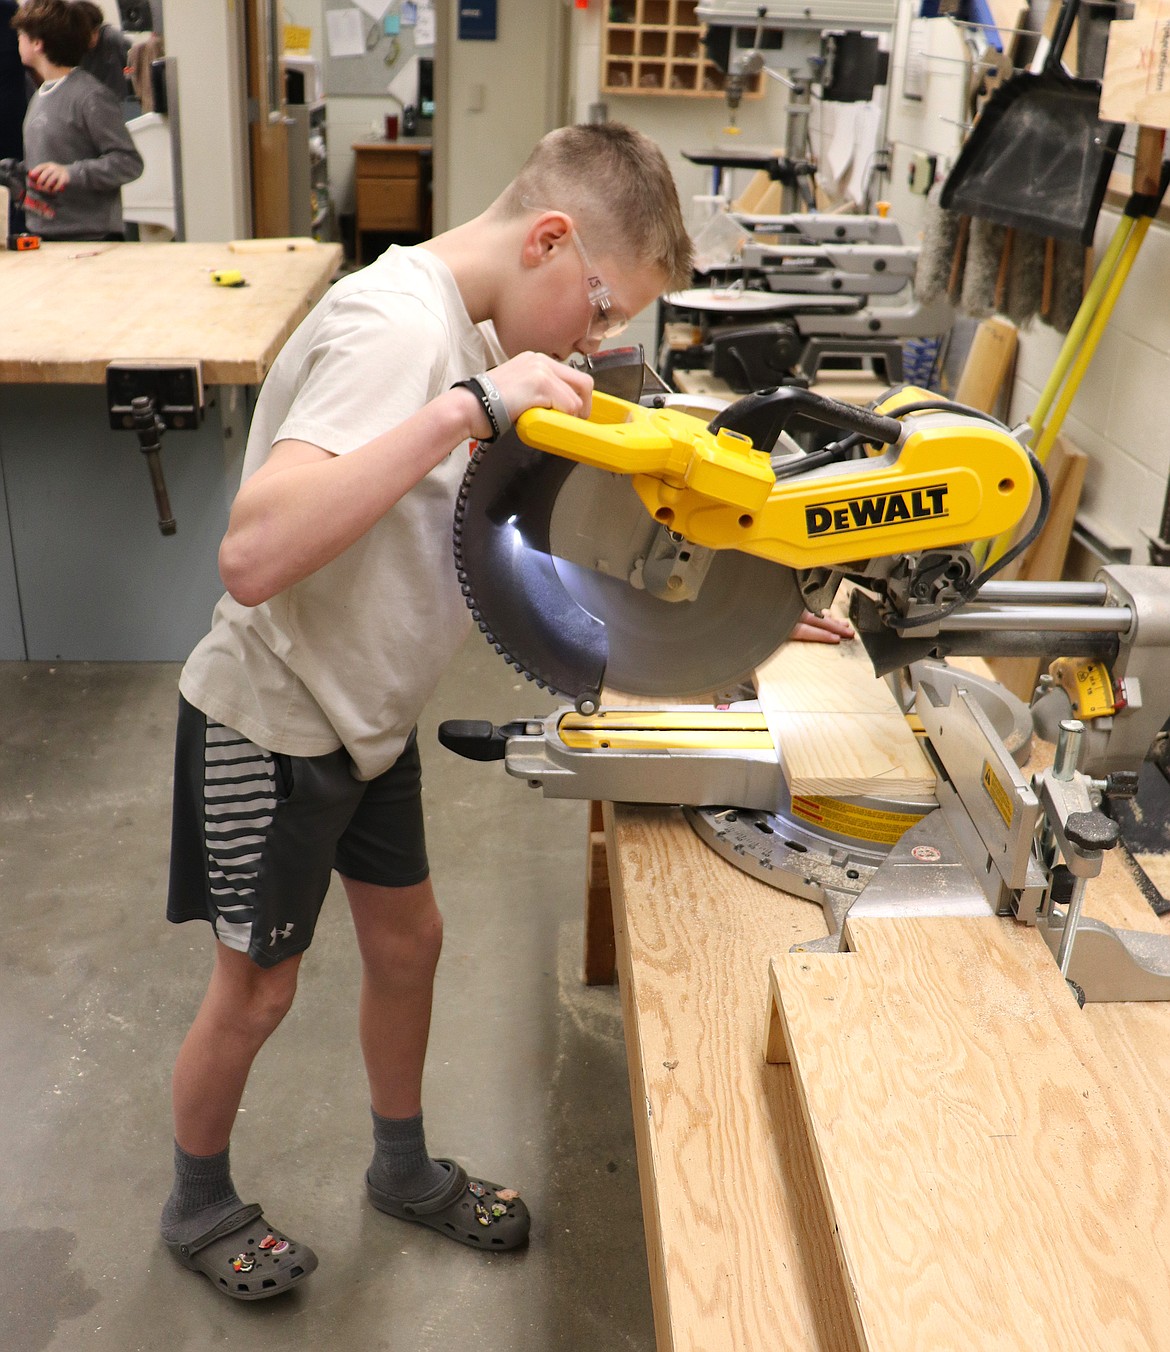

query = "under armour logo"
[{"left": 269, "top": 923, "right": 295, "bottom": 945}]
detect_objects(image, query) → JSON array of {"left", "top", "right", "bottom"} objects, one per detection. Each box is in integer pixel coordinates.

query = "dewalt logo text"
[{"left": 805, "top": 484, "right": 949, "bottom": 537}]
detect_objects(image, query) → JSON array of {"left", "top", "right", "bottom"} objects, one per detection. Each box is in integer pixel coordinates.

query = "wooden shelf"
[{"left": 601, "top": 0, "right": 761, "bottom": 99}]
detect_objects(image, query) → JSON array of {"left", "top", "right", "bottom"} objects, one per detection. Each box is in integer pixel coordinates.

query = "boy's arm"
[
  {"left": 220, "top": 351, "right": 592, "bottom": 607},
  {"left": 31, "top": 83, "right": 143, "bottom": 193}
]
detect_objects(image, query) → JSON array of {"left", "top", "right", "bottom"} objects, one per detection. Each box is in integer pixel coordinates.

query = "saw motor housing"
[{"left": 512, "top": 383, "right": 1035, "bottom": 607}]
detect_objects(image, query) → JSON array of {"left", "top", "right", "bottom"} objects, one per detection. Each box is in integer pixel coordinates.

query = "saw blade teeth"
[{"left": 450, "top": 433, "right": 573, "bottom": 698}]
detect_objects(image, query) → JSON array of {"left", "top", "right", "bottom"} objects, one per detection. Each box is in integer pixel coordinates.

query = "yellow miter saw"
[
  {"left": 452, "top": 368, "right": 1036, "bottom": 714},
  {"left": 444, "top": 355, "right": 1170, "bottom": 1003}
]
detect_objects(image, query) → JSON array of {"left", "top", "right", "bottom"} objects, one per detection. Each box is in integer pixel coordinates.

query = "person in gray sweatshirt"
[{"left": 12, "top": 0, "right": 142, "bottom": 240}]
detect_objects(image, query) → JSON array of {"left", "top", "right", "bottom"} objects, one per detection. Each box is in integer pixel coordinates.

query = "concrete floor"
[{"left": 0, "top": 636, "right": 656, "bottom": 1351}]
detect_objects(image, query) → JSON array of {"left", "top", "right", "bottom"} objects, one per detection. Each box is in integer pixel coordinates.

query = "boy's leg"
[
  {"left": 343, "top": 875, "right": 441, "bottom": 1122},
  {"left": 344, "top": 875, "right": 450, "bottom": 1200},
  {"left": 172, "top": 942, "right": 302, "bottom": 1156},
  {"left": 161, "top": 942, "right": 301, "bottom": 1244},
  {"left": 346, "top": 874, "right": 530, "bottom": 1249}
]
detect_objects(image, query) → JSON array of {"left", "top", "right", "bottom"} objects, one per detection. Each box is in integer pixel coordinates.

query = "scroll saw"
[{"left": 441, "top": 354, "right": 1170, "bottom": 1004}]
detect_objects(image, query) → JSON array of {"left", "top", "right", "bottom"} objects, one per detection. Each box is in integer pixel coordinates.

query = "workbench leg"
[{"left": 584, "top": 800, "right": 617, "bottom": 986}]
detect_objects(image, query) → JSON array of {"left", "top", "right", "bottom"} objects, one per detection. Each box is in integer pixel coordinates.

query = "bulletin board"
[{"left": 323, "top": 1, "right": 434, "bottom": 98}]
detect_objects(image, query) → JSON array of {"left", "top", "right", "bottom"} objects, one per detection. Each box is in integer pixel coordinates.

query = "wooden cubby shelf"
[{"left": 601, "top": 0, "right": 762, "bottom": 98}]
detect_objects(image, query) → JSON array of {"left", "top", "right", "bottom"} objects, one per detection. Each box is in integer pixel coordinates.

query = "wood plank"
[
  {"left": 606, "top": 801, "right": 861, "bottom": 1352},
  {"left": 584, "top": 801, "right": 617, "bottom": 986},
  {"left": 954, "top": 315, "right": 1018, "bottom": 414},
  {"left": 768, "top": 914, "right": 1170, "bottom": 1351},
  {"left": 987, "top": 435, "right": 1088, "bottom": 700},
  {"left": 808, "top": 371, "right": 889, "bottom": 406},
  {"left": 755, "top": 626, "right": 936, "bottom": 799},
  {"left": 1101, "top": 0, "right": 1170, "bottom": 129},
  {"left": 0, "top": 240, "right": 342, "bottom": 386}
]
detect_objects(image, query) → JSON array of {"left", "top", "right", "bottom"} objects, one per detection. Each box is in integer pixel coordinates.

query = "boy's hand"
[
  {"left": 788, "top": 610, "right": 855, "bottom": 644},
  {"left": 28, "top": 162, "right": 70, "bottom": 193},
  {"left": 490, "top": 351, "right": 593, "bottom": 424}
]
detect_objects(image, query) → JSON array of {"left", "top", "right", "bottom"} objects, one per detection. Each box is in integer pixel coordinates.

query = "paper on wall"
[
  {"left": 822, "top": 103, "right": 858, "bottom": 195},
  {"left": 354, "top": 0, "right": 392, "bottom": 20},
  {"left": 387, "top": 53, "right": 419, "bottom": 105},
  {"left": 326, "top": 7, "right": 366, "bottom": 58},
  {"left": 846, "top": 103, "right": 884, "bottom": 206},
  {"left": 414, "top": 6, "right": 435, "bottom": 46}
]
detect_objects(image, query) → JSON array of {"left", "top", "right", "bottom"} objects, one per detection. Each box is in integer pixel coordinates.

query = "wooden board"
[
  {"left": 606, "top": 802, "right": 861, "bottom": 1352},
  {"left": 954, "top": 315, "right": 1018, "bottom": 415},
  {"left": 671, "top": 367, "right": 888, "bottom": 407},
  {"left": 1101, "top": 0, "right": 1170, "bottom": 129},
  {"left": 767, "top": 913, "right": 1170, "bottom": 1351},
  {"left": 987, "top": 434, "right": 1088, "bottom": 700},
  {"left": 755, "top": 624, "right": 936, "bottom": 799},
  {"left": 0, "top": 240, "right": 342, "bottom": 386}
]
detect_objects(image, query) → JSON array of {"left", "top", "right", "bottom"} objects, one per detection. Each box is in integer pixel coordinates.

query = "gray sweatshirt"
[{"left": 22, "top": 67, "right": 143, "bottom": 239}]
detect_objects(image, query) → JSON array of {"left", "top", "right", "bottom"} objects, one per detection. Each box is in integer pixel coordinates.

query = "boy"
[
  {"left": 161, "top": 122, "right": 694, "bottom": 1301},
  {"left": 12, "top": 0, "right": 141, "bottom": 241},
  {"left": 75, "top": 1, "right": 133, "bottom": 104}
]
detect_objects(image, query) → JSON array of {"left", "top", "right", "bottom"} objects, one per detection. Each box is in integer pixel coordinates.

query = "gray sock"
[
  {"left": 367, "top": 1109, "right": 448, "bottom": 1201},
  {"left": 159, "top": 1141, "right": 245, "bottom": 1246}
]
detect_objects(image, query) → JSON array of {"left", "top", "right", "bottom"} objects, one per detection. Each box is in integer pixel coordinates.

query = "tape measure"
[
  {"left": 8, "top": 233, "right": 40, "bottom": 251},
  {"left": 211, "top": 269, "right": 246, "bottom": 287}
]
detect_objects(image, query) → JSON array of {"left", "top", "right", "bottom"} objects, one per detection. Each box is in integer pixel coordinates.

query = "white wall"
[
  {"left": 438, "top": 0, "right": 568, "bottom": 228},
  {"left": 881, "top": 14, "right": 968, "bottom": 238},
  {"left": 161, "top": 0, "right": 250, "bottom": 241}
]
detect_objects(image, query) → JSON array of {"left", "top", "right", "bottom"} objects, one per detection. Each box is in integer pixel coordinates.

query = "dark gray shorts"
[{"left": 167, "top": 696, "right": 429, "bottom": 967}]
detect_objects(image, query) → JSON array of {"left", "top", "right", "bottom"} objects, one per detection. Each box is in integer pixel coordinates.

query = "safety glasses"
[{"left": 568, "top": 228, "right": 630, "bottom": 344}]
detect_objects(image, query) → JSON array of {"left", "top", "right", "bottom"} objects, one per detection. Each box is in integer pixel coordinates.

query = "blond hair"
[{"left": 494, "top": 124, "right": 693, "bottom": 291}]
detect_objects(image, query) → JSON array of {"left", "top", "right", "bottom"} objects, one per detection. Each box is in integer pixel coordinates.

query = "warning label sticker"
[{"left": 790, "top": 796, "right": 927, "bottom": 845}]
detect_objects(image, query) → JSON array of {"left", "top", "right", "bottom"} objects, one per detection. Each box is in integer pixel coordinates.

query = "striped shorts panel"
[
  {"left": 167, "top": 695, "right": 430, "bottom": 967},
  {"left": 201, "top": 723, "right": 279, "bottom": 953}
]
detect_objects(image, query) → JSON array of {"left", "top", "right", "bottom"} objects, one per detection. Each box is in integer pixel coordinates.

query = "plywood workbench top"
[
  {"left": 603, "top": 643, "right": 1170, "bottom": 1350},
  {"left": 0, "top": 240, "right": 342, "bottom": 386}
]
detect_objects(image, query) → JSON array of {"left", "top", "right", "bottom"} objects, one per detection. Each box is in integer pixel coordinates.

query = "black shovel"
[{"left": 940, "top": 0, "right": 1124, "bottom": 245}]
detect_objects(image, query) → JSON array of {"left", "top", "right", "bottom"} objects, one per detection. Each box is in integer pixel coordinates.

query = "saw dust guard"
[{"left": 452, "top": 376, "right": 1041, "bottom": 714}]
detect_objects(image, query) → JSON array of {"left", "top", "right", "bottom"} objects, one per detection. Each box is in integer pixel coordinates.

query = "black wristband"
[{"left": 451, "top": 373, "right": 511, "bottom": 444}]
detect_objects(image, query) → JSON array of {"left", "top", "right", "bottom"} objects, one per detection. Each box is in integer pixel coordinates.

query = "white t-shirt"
[{"left": 180, "top": 245, "right": 506, "bottom": 780}]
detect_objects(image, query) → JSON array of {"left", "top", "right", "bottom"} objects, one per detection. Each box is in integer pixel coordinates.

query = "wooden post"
[{"left": 583, "top": 800, "right": 617, "bottom": 985}]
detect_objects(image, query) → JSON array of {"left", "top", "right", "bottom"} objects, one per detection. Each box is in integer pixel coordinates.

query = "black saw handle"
[
  {"left": 438, "top": 719, "right": 530, "bottom": 762},
  {"left": 707, "top": 386, "right": 904, "bottom": 457}
]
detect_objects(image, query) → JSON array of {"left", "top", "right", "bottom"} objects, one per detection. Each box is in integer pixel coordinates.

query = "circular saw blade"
[{"left": 548, "top": 464, "right": 806, "bottom": 698}]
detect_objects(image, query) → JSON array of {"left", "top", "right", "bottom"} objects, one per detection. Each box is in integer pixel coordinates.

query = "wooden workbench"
[
  {"left": 600, "top": 660, "right": 1170, "bottom": 1350},
  {"left": 0, "top": 240, "right": 341, "bottom": 661},
  {"left": 0, "top": 240, "right": 340, "bottom": 385}
]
